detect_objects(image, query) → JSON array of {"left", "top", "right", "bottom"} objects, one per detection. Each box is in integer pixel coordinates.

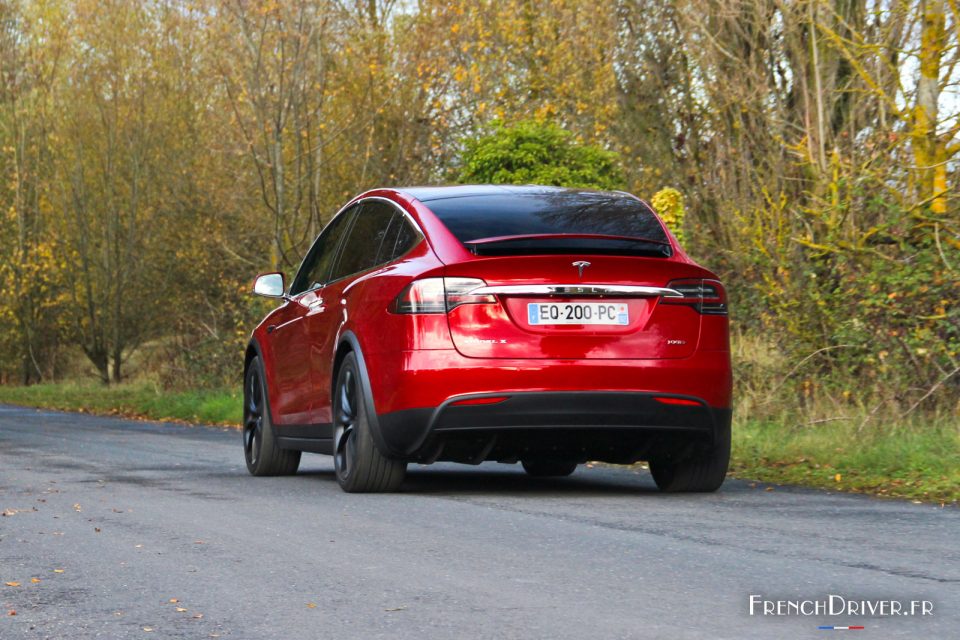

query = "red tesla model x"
[{"left": 244, "top": 185, "right": 731, "bottom": 493}]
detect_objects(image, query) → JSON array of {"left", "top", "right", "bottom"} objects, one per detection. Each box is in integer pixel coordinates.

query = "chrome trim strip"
[{"left": 467, "top": 284, "right": 684, "bottom": 298}]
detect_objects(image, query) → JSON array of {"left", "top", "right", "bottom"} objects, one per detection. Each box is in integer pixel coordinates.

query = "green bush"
[{"left": 455, "top": 119, "right": 625, "bottom": 190}]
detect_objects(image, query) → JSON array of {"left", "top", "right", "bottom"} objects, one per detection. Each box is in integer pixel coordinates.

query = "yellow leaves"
[
  {"left": 835, "top": 473, "right": 842, "bottom": 483},
  {"left": 651, "top": 187, "right": 687, "bottom": 245},
  {"left": 53, "top": 569, "right": 64, "bottom": 573},
  {"left": 31, "top": 578, "right": 40, "bottom": 584},
  {"left": 306, "top": 603, "right": 317, "bottom": 609},
  {"left": 5, "top": 582, "right": 21, "bottom": 587},
  {"left": 450, "top": 23, "right": 460, "bottom": 35}
]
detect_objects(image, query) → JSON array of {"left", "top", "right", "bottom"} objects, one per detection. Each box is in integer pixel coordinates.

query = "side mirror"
[{"left": 253, "top": 272, "right": 286, "bottom": 299}]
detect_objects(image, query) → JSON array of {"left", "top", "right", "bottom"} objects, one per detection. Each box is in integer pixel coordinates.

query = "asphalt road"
[{"left": 0, "top": 405, "right": 957, "bottom": 640}]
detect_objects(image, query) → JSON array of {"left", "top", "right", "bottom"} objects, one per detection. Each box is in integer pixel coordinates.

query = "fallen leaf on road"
[
  {"left": 192, "top": 613, "right": 203, "bottom": 619},
  {"left": 2, "top": 509, "right": 17, "bottom": 516},
  {"left": 73, "top": 504, "right": 82, "bottom": 512},
  {"left": 31, "top": 578, "right": 40, "bottom": 584},
  {"left": 143, "top": 627, "right": 154, "bottom": 632},
  {"left": 112, "top": 509, "right": 124, "bottom": 513},
  {"left": 194, "top": 540, "right": 205, "bottom": 544},
  {"left": 169, "top": 598, "right": 178, "bottom": 603},
  {"left": 53, "top": 569, "right": 64, "bottom": 574},
  {"left": 7, "top": 610, "right": 15, "bottom": 616},
  {"left": 135, "top": 545, "right": 143, "bottom": 549},
  {"left": 306, "top": 603, "right": 317, "bottom": 609},
  {"left": 176, "top": 607, "right": 187, "bottom": 613},
  {"left": 95, "top": 528, "right": 101, "bottom": 533},
  {"left": 385, "top": 607, "right": 406, "bottom": 612},
  {"left": 765, "top": 486, "right": 774, "bottom": 491},
  {"left": 5, "top": 582, "right": 21, "bottom": 587}
]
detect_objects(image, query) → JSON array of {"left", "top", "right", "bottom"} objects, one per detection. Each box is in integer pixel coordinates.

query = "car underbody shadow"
[{"left": 400, "top": 464, "right": 661, "bottom": 495}]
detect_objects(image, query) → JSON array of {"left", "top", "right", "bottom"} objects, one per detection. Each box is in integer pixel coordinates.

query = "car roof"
[{"left": 398, "top": 184, "right": 633, "bottom": 203}]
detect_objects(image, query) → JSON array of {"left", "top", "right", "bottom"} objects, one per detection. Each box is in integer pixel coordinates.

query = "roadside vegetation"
[
  {"left": 0, "top": 381, "right": 240, "bottom": 426},
  {"left": 0, "top": 1, "right": 957, "bottom": 502},
  {"left": 732, "top": 419, "right": 960, "bottom": 505}
]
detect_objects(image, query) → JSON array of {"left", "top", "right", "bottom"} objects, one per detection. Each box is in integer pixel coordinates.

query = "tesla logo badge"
[{"left": 572, "top": 261, "right": 591, "bottom": 278}]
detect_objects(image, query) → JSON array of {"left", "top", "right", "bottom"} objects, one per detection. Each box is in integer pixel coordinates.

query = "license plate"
[{"left": 527, "top": 302, "right": 629, "bottom": 326}]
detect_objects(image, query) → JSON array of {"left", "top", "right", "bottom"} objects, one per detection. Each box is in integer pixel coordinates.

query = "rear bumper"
[
  {"left": 374, "top": 390, "right": 731, "bottom": 463},
  {"left": 362, "top": 347, "right": 732, "bottom": 462},
  {"left": 367, "top": 348, "right": 732, "bottom": 414}
]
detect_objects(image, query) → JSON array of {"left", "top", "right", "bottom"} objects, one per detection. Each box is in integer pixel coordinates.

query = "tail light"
[
  {"left": 393, "top": 277, "right": 496, "bottom": 314},
  {"left": 662, "top": 278, "right": 727, "bottom": 315}
]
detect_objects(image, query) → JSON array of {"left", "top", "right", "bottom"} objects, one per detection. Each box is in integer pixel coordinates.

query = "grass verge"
[
  {"left": 0, "top": 381, "right": 956, "bottom": 504},
  {"left": 731, "top": 419, "right": 959, "bottom": 505},
  {"left": 0, "top": 381, "right": 241, "bottom": 426}
]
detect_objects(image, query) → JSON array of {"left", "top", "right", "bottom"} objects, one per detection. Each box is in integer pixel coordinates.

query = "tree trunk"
[
  {"left": 112, "top": 348, "right": 123, "bottom": 383},
  {"left": 913, "top": 0, "right": 946, "bottom": 214},
  {"left": 84, "top": 343, "right": 110, "bottom": 385}
]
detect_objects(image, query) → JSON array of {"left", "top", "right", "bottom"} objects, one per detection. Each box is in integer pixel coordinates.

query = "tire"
[
  {"left": 649, "top": 422, "right": 730, "bottom": 492},
  {"left": 521, "top": 460, "right": 578, "bottom": 477},
  {"left": 333, "top": 352, "right": 406, "bottom": 493},
  {"left": 243, "top": 357, "right": 301, "bottom": 476}
]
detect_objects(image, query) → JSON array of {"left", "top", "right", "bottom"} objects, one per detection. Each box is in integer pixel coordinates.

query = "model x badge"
[{"left": 572, "top": 261, "right": 591, "bottom": 278}]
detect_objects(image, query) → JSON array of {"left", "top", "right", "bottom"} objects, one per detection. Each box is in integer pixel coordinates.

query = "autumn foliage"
[{"left": 0, "top": 0, "right": 957, "bottom": 423}]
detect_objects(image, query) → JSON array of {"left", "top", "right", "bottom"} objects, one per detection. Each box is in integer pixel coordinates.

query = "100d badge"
[{"left": 527, "top": 302, "right": 629, "bottom": 326}]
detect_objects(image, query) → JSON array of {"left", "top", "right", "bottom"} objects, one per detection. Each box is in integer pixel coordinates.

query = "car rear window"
[{"left": 424, "top": 191, "right": 672, "bottom": 257}]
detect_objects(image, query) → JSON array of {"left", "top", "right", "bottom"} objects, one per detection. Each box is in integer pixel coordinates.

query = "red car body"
[{"left": 245, "top": 185, "right": 731, "bottom": 488}]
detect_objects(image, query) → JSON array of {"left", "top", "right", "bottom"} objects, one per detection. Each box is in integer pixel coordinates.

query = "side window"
[
  {"left": 330, "top": 201, "right": 395, "bottom": 281},
  {"left": 289, "top": 205, "right": 357, "bottom": 295},
  {"left": 375, "top": 211, "right": 422, "bottom": 264},
  {"left": 374, "top": 213, "right": 400, "bottom": 265},
  {"left": 390, "top": 215, "right": 420, "bottom": 260}
]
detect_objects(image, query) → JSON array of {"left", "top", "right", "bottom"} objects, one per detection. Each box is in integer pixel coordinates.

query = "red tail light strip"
[
  {"left": 653, "top": 396, "right": 703, "bottom": 407},
  {"left": 450, "top": 396, "right": 511, "bottom": 407}
]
